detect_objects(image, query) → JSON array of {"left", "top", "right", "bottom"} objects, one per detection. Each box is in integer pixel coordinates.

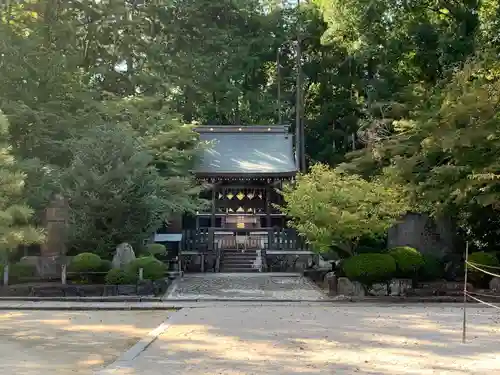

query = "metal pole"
[
  {"left": 295, "top": 0, "right": 302, "bottom": 172},
  {"left": 462, "top": 241, "right": 469, "bottom": 344},
  {"left": 300, "top": 108, "right": 306, "bottom": 170},
  {"left": 277, "top": 47, "right": 282, "bottom": 125}
]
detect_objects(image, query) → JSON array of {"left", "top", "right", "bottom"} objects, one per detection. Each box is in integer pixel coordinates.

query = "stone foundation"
[{"left": 0, "top": 279, "right": 171, "bottom": 297}]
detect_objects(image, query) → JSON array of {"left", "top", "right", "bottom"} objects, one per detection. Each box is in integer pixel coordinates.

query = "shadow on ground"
[
  {"left": 0, "top": 310, "right": 168, "bottom": 375},
  {"left": 111, "top": 305, "right": 500, "bottom": 375}
]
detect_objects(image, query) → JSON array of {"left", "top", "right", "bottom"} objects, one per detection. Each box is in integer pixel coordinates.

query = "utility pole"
[
  {"left": 277, "top": 47, "right": 282, "bottom": 125},
  {"left": 295, "top": 0, "right": 302, "bottom": 172}
]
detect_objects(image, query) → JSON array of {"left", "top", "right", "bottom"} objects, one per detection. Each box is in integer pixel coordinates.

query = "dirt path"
[
  {"left": 0, "top": 310, "right": 168, "bottom": 375},
  {"left": 107, "top": 304, "right": 500, "bottom": 375}
]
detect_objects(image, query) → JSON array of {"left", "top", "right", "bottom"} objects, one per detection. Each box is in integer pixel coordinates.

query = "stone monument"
[{"left": 112, "top": 243, "right": 136, "bottom": 269}]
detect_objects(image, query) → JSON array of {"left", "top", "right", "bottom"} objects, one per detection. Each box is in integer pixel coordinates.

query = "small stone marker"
[
  {"left": 112, "top": 243, "right": 136, "bottom": 270},
  {"left": 61, "top": 264, "right": 67, "bottom": 285},
  {"left": 3, "top": 264, "right": 8, "bottom": 286},
  {"left": 490, "top": 277, "right": 500, "bottom": 293},
  {"left": 337, "top": 277, "right": 365, "bottom": 297},
  {"left": 324, "top": 272, "right": 337, "bottom": 296}
]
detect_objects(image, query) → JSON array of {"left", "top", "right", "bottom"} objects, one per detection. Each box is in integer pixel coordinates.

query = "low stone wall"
[
  {"left": 324, "top": 276, "right": 500, "bottom": 300},
  {"left": 265, "top": 254, "right": 314, "bottom": 272},
  {"left": 182, "top": 253, "right": 217, "bottom": 272},
  {"left": 327, "top": 276, "right": 418, "bottom": 297},
  {"left": 0, "top": 279, "right": 171, "bottom": 297}
]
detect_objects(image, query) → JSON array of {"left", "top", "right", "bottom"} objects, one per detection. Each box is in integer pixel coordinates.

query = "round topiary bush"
[
  {"left": 105, "top": 268, "right": 138, "bottom": 285},
  {"left": 467, "top": 251, "right": 500, "bottom": 287},
  {"left": 342, "top": 253, "right": 397, "bottom": 286},
  {"left": 388, "top": 246, "right": 424, "bottom": 278},
  {"left": 126, "top": 256, "right": 167, "bottom": 281},
  {"left": 69, "top": 253, "right": 103, "bottom": 273},
  {"left": 145, "top": 243, "right": 167, "bottom": 256},
  {"left": 418, "top": 254, "right": 444, "bottom": 281},
  {"left": 9, "top": 262, "right": 37, "bottom": 284}
]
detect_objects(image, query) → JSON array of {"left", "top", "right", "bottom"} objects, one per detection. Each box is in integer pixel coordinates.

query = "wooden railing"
[{"left": 181, "top": 227, "right": 309, "bottom": 252}]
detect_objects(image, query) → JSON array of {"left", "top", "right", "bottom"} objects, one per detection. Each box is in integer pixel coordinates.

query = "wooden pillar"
[
  {"left": 211, "top": 186, "right": 216, "bottom": 228},
  {"left": 265, "top": 186, "right": 271, "bottom": 228}
]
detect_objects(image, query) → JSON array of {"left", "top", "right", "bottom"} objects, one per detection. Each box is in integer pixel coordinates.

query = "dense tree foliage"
[
  {"left": 0, "top": 113, "right": 43, "bottom": 260},
  {"left": 0, "top": 0, "right": 499, "bottom": 255},
  {"left": 280, "top": 164, "right": 409, "bottom": 256},
  {"left": 62, "top": 124, "right": 203, "bottom": 257}
]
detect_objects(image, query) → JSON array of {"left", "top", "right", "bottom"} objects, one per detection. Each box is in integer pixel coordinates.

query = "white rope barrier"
[
  {"left": 467, "top": 261, "right": 500, "bottom": 270},
  {"left": 462, "top": 244, "right": 500, "bottom": 343},
  {"left": 467, "top": 290, "right": 500, "bottom": 299},
  {"left": 465, "top": 261, "right": 500, "bottom": 279},
  {"left": 465, "top": 292, "right": 500, "bottom": 310}
]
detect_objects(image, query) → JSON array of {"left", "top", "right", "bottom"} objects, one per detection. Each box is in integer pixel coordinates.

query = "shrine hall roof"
[{"left": 194, "top": 125, "right": 297, "bottom": 177}]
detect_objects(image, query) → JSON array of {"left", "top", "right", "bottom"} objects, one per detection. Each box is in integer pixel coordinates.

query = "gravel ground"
[
  {"left": 0, "top": 310, "right": 168, "bottom": 375},
  {"left": 166, "top": 273, "right": 327, "bottom": 300},
  {"left": 111, "top": 304, "right": 500, "bottom": 375}
]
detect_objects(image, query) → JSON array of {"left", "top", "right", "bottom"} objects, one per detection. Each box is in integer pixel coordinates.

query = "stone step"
[
  {"left": 223, "top": 255, "right": 257, "bottom": 261},
  {"left": 221, "top": 263, "right": 256, "bottom": 269},
  {"left": 220, "top": 267, "right": 260, "bottom": 273},
  {"left": 223, "top": 250, "right": 259, "bottom": 255},
  {"left": 222, "top": 258, "right": 256, "bottom": 264}
]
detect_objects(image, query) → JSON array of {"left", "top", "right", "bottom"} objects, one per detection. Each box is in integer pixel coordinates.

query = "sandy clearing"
[
  {"left": 0, "top": 310, "right": 169, "bottom": 375},
  {"left": 119, "top": 304, "right": 500, "bottom": 375}
]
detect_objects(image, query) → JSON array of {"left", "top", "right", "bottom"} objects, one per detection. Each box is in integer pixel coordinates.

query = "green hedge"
[
  {"left": 0, "top": 262, "right": 37, "bottom": 284},
  {"left": 418, "top": 254, "right": 444, "bottom": 281},
  {"left": 145, "top": 243, "right": 167, "bottom": 256},
  {"left": 69, "top": 253, "right": 103, "bottom": 273},
  {"left": 105, "top": 268, "right": 138, "bottom": 285},
  {"left": 98, "top": 259, "right": 112, "bottom": 273},
  {"left": 467, "top": 251, "right": 499, "bottom": 287},
  {"left": 388, "top": 246, "right": 424, "bottom": 278},
  {"left": 342, "top": 253, "right": 396, "bottom": 286},
  {"left": 126, "top": 257, "right": 167, "bottom": 281}
]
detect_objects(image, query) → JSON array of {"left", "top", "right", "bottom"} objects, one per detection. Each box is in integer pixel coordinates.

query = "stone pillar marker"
[
  {"left": 39, "top": 194, "right": 69, "bottom": 278},
  {"left": 42, "top": 194, "right": 69, "bottom": 257},
  {"left": 3, "top": 264, "right": 8, "bottom": 286}
]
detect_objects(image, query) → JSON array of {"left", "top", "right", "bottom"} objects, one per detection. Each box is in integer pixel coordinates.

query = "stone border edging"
[
  {"left": 0, "top": 295, "right": 477, "bottom": 303},
  {"left": 95, "top": 311, "right": 180, "bottom": 374},
  {"left": 0, "top": 296, "right": 163, "bottom": 302},
  {"left": 0, "top": 296, "right": 487, "bottom": 310}
]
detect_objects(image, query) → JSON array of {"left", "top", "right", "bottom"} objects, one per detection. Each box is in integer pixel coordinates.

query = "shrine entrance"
[{"left": 174, "top": 125, "right": 312, "bottom": 273}]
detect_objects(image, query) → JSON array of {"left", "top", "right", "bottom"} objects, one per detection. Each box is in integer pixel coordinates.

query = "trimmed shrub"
[
  {"left": 9, "top": 262, "right": 37, "bottom": 284},
  {"left": 418, "top": 254, "right": 444, "bottom": 281},
  {"left": 342, "top": 253, "right": 396, "bottom": 286},
  {"left": 69, "top": 253, "right": 103, "bottom": 273},
  {"left": 126, "top": 256, "right": 166, "bottom": 281},
  {"left": 388, "top": 246, "right": 424, "bottom": 278},
  {"left": 97, "top": 259, "right": 112, "bottom": 273},
  {"left": 467, "top": 251, "right": 499, "bottom": 287},
  {"left": 105, "top": 268, "right": 138, "bottom": 285},
  {"left": 145, "top": 243, "right": 167, "bottom": 256}
]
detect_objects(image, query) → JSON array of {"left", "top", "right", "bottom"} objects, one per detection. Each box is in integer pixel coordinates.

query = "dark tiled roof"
[{"left": 194, "top": 126, "right": 297, "bottom": 176}]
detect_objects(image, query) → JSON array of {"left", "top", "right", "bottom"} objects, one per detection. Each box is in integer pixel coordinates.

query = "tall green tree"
[
  {"left": 0, "top": 112, "right": 42, "bottom": 261},
  {"left": 62, "top": 123, "right": 204, "bottom": 257},
  {"left": 280, "top": 163, "right": 409, "bottom": 256}
]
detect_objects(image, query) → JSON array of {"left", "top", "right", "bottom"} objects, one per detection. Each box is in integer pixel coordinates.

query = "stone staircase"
[{"left": 220, "top": 249, "right": 260, "bottom": 273}]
